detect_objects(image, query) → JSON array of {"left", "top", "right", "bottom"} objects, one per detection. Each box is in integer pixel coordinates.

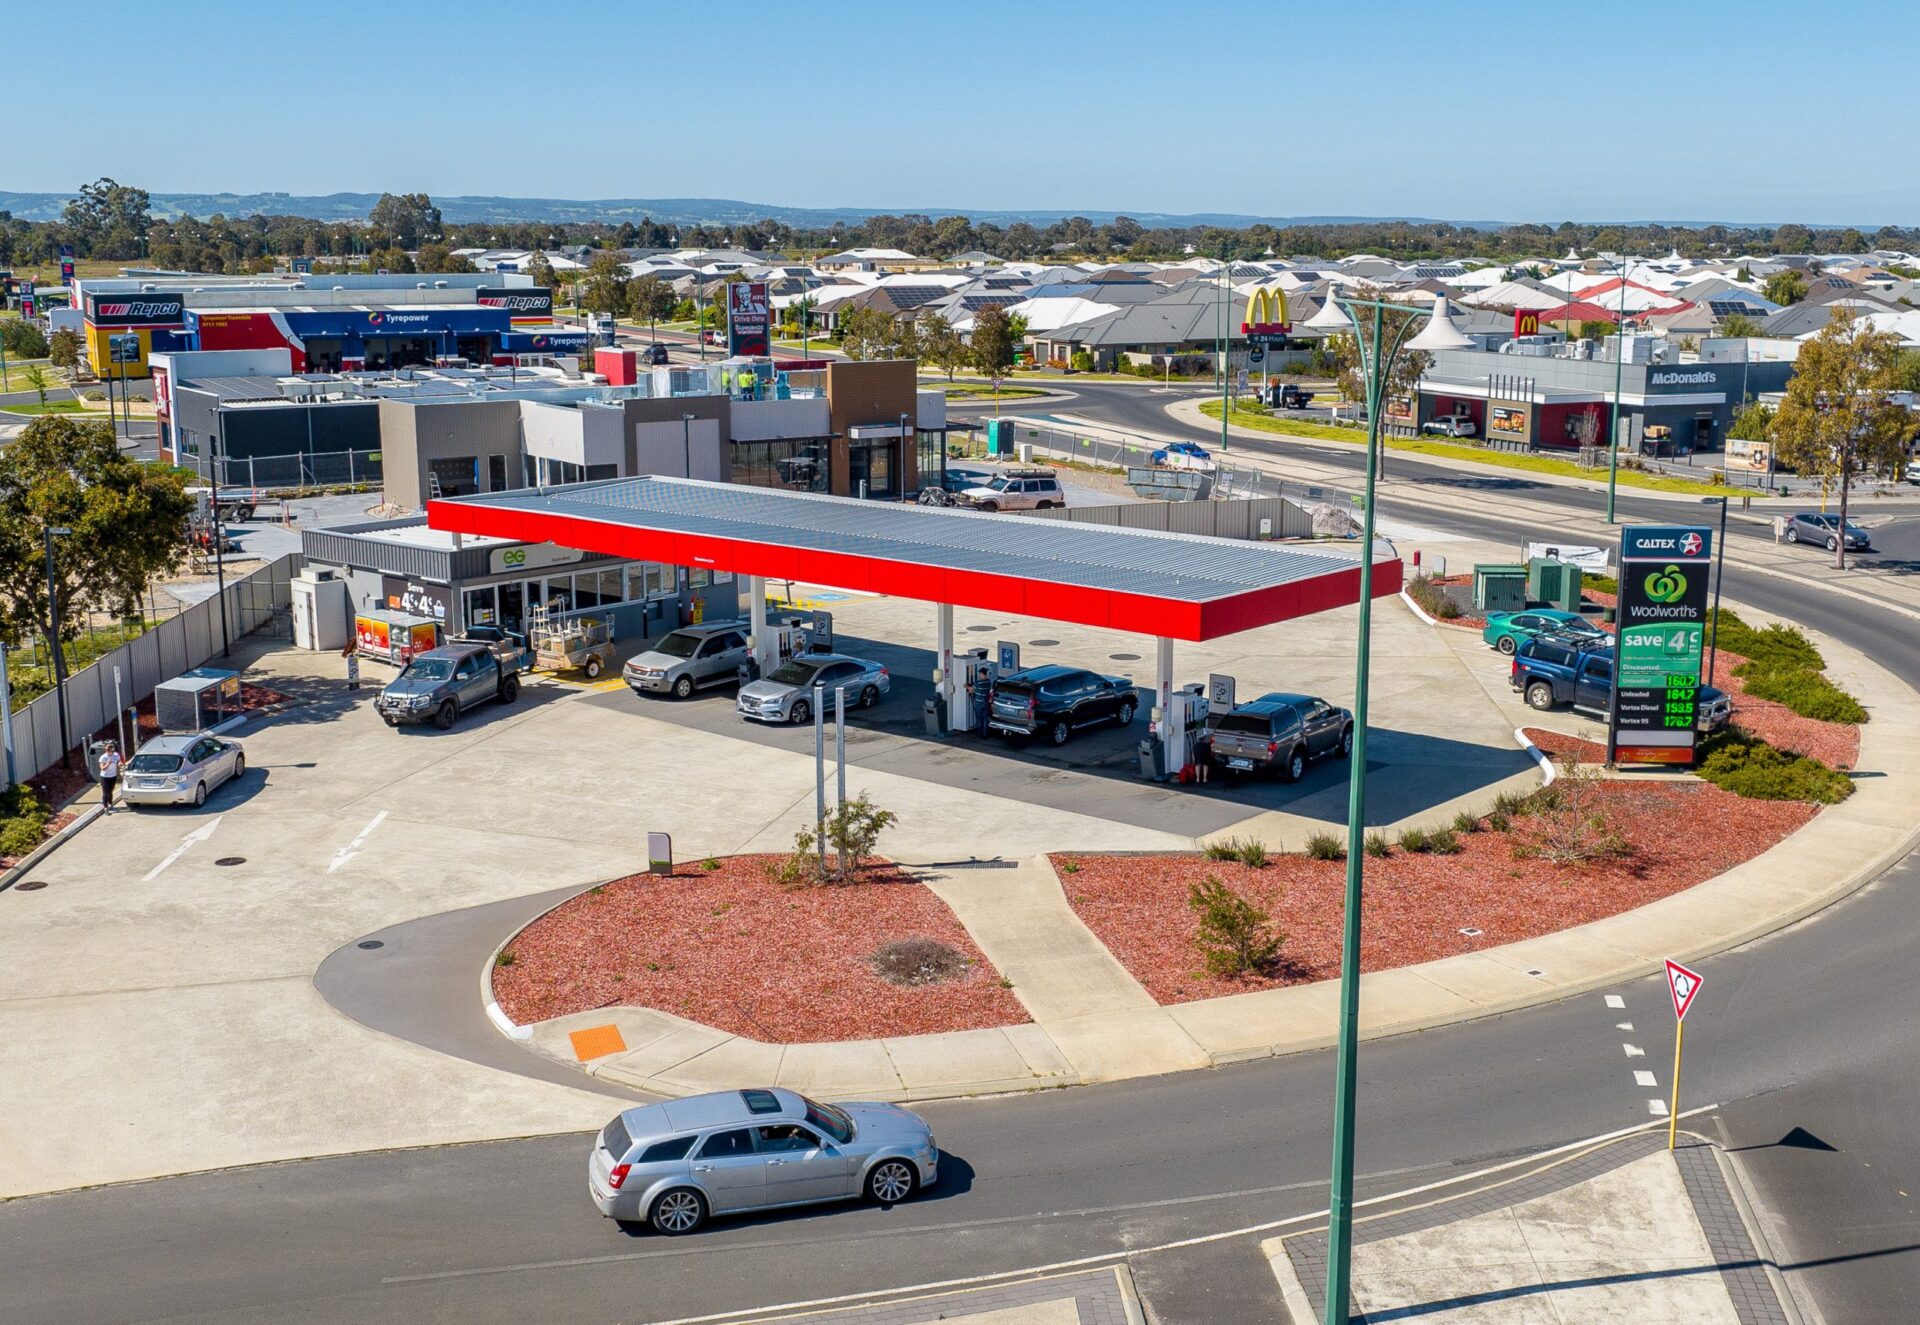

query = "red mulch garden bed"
[
  {"left": 1704, "top": 650, "right": 1859, "bottom": 769},
  {"left": 1055, "top": 780, "right": 1817, "bottom": 1005},
  {"left": 491, "top": 857, "right": 1028, "bottom": 1042},
  {"left": 1524, "top": 727, "right": 1606, "bottom": 763}
]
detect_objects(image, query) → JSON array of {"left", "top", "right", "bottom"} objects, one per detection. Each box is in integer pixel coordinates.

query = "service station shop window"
[
  {"left": 461, "top": 563, "right": 680, "bottom": 633},
  {"left": 429, "top": 455, "right": 480, "bottom": 497},
  {"left": 734, "top": 438, "right": 829, "bottom": 493},
  {"left": 916, "top": 430, "right": 945, "bottom": 485}
]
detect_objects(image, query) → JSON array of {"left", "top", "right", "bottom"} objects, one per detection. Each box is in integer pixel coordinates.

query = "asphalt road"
[{"left": 4, "top": 379, "right": 1917, "bottom": 1323}]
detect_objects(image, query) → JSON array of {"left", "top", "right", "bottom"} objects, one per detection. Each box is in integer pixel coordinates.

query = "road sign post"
[{"left": 1664, "top": 958, "right": 1703, "bottom": 1149}]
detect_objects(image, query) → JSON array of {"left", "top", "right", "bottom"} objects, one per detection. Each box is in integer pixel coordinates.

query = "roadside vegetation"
[
  {"left": 0, "top": 783, "right": 51, "bottom": 859},
  {"left": 1695, "top": 729, "right": 1855, "bottom": 804},
  {"left": 1403, "top": 571, "right": 1462, "bottom": 620},
  {"left": 1710, "top": 609, "right": 1867, "bottom": 724}
]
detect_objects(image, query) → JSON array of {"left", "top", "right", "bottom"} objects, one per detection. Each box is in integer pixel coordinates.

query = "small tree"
[
  {"left": 47, "top": 327, "right": 81, "bottom": 371},
  {"left": 788, "top": 792, "right": 898, "bottom": 884},
  {"left": 2, "top": 319, "right": 50, "bottom": 359},
  {"left": 1769, "top": 307, "right": 1919, "bottom": 567},
  {"left": 22, "top": 365, "right": 50, "bottom": 407},
  {"left": 840, "top": 307, "right": 900, "bottom": 361},
  {"left": 1762, "top": 269, "right": 1809, "bottom": 306},
  {"left": 1717, "top": 312, "right": 1765, "bottom": 339},
  {"left": 626, "top": 274, "right": 675, "bottom": 340},
  {"left": 525, "top": 251, "right": 558, "bottom": 302},
  {"left": 917, "top": 313, "right": 965, "bottom": 380},
  {"left": 970, "top": 304, "right": 1016, "bottom": 377},
  {"left": 1511, "top": 756, "right": 1632, "bottom": 865},
  {"left": 579, "top": 251, "right": 630, "bottom": 335},
  {"left": 1187, "top": 874, "right": 1283, "bottom": 977}
]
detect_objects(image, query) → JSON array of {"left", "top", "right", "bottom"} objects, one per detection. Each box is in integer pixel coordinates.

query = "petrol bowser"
[
  {"left": 1150, "top": 683, "right": 1212, "bottom": 780},
  {"left": 943, "top": 647, "right": 997, "bottom": 733}
]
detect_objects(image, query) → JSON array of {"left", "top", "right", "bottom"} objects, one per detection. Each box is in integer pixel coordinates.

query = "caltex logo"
[{"left": 1680, "top": 532, "right": 1703, "bottom": 556}]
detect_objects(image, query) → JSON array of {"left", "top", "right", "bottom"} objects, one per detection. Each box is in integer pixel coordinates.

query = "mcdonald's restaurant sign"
[
  {"left": 1514, "top": 308, "right": 1542, "bottom": 336},
  {"left": 1242, "top": 287, "right": 1290, "bottom": 344}
]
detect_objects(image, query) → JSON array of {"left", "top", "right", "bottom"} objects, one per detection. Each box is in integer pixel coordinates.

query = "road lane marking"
[
  {"left": 1604, "top": 995, "right": 1625, "bottom": 1009},
  {"left": 1648, "top": 1099, "right": 1670, "bottom": 1116},
  {"left": 327, "top": 811, "right": 388, "bottom": 874},
  {"left": 1616, "top": 1021, "right": 1634, "bottom": 1031},
  {"left": 142, "top": 817, "right": 221, "bottom": 881},
  {"left": 1635, "top": 1070, "right": 1658, "bottom": 1088},
  {"left": 1623, "top": 1043, "right": 1645, "bottom": 1057}
]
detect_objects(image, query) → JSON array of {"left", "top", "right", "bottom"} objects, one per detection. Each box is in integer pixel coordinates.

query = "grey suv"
[
  {"left": 736, "top": 653, "right": 890, "bottom": 724},
  {"left": 588, "top": 1087, "right": 936, "bottom": 1234},
  {"left": 376, "top": 643, "right": 520, "bottom": 729},
  {"left": 625, "top": 623, "right": 750, "bottom": 698}
]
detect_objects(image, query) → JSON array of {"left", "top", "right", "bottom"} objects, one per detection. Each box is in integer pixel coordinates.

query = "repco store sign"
[
  {"left": 489, "top": 542, "right": 584, "bottom": 574},
  {"left": 86, "top": 292, "right": 185, "bottom": 326}
]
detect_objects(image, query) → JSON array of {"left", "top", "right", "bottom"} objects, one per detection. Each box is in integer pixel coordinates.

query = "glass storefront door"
[{"left": 849, "top": 440, "right": 898, "bottom": 499}]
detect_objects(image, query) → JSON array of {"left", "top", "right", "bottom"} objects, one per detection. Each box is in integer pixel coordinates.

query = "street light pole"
[
  {"left": 1704, "top": 495, "right": 1729, "bottom": 687},
  {"left": 1319, "top": 294, "right": 1468, "bottom": 1325},
  {"left": 43, "top": 526, "right": 73, "bottom": 769},
  {"left": 1219, "top": 248, "right": 1231, "bottom": 454},
  {"left": 212, "top": 413, "right": 231, "bottom": 656},
  {"left": 1607, "top": 258, "right": 1627, "bottom": 524}
]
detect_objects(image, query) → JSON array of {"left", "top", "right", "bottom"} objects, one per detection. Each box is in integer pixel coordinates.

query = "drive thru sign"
[
  {"left": 1663, "top": 958, "right": 1703, "bottom": 1149},
  {"left": 1665, "top": 958, "right": 1703, "bottom": 1021}
]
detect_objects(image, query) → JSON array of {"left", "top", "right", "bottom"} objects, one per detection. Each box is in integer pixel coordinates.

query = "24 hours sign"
[{"left": 1611, "top": 525, "right": 1712, "bottom": 766}]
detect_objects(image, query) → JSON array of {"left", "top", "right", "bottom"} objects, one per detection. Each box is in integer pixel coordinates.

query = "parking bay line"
[{"left": 328, "top": 811, "right": 388, "bottom": 875}]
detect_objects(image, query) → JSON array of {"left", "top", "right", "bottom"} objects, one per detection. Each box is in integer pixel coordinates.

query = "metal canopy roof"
[{"left": 427, "top": 477, "right": 1402, "bottom": 641}]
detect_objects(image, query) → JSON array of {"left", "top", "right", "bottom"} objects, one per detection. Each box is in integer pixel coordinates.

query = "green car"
[{"left": 1481, "top": 609, "right": 1604, "bottom": 655}]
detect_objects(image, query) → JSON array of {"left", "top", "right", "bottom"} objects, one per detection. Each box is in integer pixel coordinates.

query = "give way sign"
[{"left": 1665, "top": 959, "right": 1704, "bottom": 1021}]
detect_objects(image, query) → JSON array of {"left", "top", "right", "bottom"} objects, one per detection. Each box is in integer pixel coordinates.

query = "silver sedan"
[
  {"left": 120, "top": 733, "right": 246, "bottom": 807},
  {"left": 588, "top": 1087, "right": 938, "bottom": 1233},
  {"left": 736, "top": 653, "right": 890, "bottom": 724}
]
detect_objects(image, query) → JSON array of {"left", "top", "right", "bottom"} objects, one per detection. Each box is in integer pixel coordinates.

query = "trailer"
[{"left": 530, "top": 603, "right": 616, "bottom": 679}]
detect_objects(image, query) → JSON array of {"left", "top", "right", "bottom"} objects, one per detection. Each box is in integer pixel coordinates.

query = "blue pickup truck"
[{"left": 1510, "top": 636, "right": 1731, "bottom": 732}]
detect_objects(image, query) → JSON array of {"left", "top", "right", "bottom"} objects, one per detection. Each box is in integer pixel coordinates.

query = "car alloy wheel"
[
  {"left": 650, "top": 1188, "right": 707, "bottom": 1235},
  {"left": 867, "top": 1160, "right": 916, "bottom": 1205},
  {"left": 790, "top": 699, "right": 811, "bottom": 725},
  {"left": 1526, "top": 682, "right": 1554, "bottom": 711},
  {"left": 673, "top": 675, "right": 694, "bottom": 699},
  {"left": 232, "top": 753, "right": 246, "bottom": 779},
  {"left": 1339, "top": 726, "right": 1354, "bottom": 758},
  {"left": 1117, "top": 699, "right": 1137, "bottom": 725},
  {"left": 193, "top": 782, "right": 207, "bottom": 807},
  {"left": 1286, "top": 750, "right": 1306, "bottom": 782},
  {"left": 1496, "top": 635, "right": 1517, "bottom": 655},
  {"left": 1785, "top": 527, "right": 1798, "bottom": 543},
  {"left": 1826, "top": 536, "right": 1839, "bottom": 552},
  {"left": 1048, "top": 720, "right": 1071, "bottom": 746},
  {"left": 861, "top": 685, "right": 879, "bottom": 709}
]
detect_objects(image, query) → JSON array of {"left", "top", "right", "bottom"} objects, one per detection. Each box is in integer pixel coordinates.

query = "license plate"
[{"left": 1227, "top": 757, "right": 1254, "bottom": 770}]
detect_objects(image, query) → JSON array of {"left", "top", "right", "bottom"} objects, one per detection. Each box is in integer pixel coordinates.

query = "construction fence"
[
  {"left": 207, "top": 449, "right": 383, "bottom": 491},
  {"left": 4, "top": 554, "right": 301, "bottom": 785},
  {"left": 1028, "top": 494, "right": 1316, "bottom": 540}
]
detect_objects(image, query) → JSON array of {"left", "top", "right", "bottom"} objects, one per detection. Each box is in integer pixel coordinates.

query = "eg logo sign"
[
  {"left": 1680, "top": 532, "right": 1703, "bottom": 556},
  {"left": 501, "top": 548, "right": 528, "bottom": 567},
  {"left": 1644, "top": 565, "right": 1688, "bottom": 603}
]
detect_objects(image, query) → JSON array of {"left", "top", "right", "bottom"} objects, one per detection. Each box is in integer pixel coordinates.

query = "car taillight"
[
  {"left": 1510, "top": 660, "right": 1520, "bottom": 681},
  {"left": 1027, "top": 699, "right": 1036, "bottom": 714},
  {"left": 1267, "top": 740, "right": 1279, "bottom": 754},
  {"left": 607, "top": 1163, "right": 632, "bottom": 1190}
]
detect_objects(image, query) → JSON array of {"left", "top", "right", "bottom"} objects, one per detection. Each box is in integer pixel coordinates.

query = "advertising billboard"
[
  {"left": 85, "top": 291, "right": 186, "bottom": 327},
  {"left": 727, "top": 281, "right": 771, "bottom": 357},
  {"left": 1489, "top": 404, "right": 1529, "bottom": 437},
  {"left": 1610, "top": 525, "right": 1713, "bottom": 766},
  {"left": 476, "top": 286, "right": 554, "bottom": 322},
  {"left": 1513, "top": 309, "right": 1541, "bottom": 336}
]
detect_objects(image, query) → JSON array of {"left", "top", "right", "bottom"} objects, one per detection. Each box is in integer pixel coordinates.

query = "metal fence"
[
  {"left": 1028, "top": 495, "right": 1315, "bottom": 540},
  {"left": 5, "top": 554, "right": 300, "bottom": 784},
  {"left": 209, "top": 450, "right": 383, "bottom": 491}
]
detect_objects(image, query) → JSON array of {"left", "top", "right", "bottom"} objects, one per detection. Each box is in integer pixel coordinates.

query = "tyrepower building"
[{"left": 74, "top": 273, "right": 579, "bottom": 378}]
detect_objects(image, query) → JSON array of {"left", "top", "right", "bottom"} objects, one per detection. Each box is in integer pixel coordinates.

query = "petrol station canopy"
[{"left": 427, "top": 477, "right": 1402, "bottom": 642}]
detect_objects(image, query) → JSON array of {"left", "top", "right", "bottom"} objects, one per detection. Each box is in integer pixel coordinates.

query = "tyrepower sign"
[
  {"left": 1610, "top": 525, "right": 1713, "bottom": 766},
  {"left": 85, "top": 291, "right": 186, "bottom": 327},
  {"left": 476, "top": 286, "right": 554, "bottom": 321},
  {"left": 727, "top": 281, "right": 771, "bottom": 358}
]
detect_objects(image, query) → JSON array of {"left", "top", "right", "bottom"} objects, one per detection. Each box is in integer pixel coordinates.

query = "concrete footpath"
[{"left": 1268, "top": 1131, "right": 1796, "bottom": 1324}]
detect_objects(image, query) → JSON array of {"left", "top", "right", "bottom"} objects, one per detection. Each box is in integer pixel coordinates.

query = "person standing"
[{"left": 97, "top": 739, "right": 122, "bottom": 813}]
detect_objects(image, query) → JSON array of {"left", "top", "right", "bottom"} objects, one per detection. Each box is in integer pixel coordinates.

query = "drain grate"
[
  {"left": 357, "top": 940, "right": 384, "bottom": 951},
  {"left": 215, "top": 856, "right": 246, "bottom": 867},
  {"left": 965, "top": 625, "right": 996, "bottom": 633},
  {"left": 1459, "top": 927, "right": 1483, "bottom": 937},
  {"left": 1029, "top": 639, "right": 1060, "bottom": 647},
  {"left": 927, "top": 859, "right": 1018, "bottom": 870},
  {"left": 1109, "top": 652, "right": 1142, "bottom": 661},
  {"left": 15, "top": 881, "right": 47, "bottom": 891}
]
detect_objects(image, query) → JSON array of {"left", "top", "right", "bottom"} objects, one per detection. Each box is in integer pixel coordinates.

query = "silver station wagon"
[{"left": 587, "top": 1087, "right": 938, "bottom": 1233}]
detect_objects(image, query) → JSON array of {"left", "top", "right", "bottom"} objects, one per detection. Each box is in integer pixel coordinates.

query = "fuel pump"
[
  {"left": 1154, "top": 683, "right": 1212, "bottom": 781},
  {"left": 949, "top": 648, "right": 997, "bottom": 733}
]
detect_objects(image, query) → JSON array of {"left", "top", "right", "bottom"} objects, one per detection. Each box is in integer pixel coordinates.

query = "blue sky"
[{"left": 13, "top": 0, "right": 1917, "bottom": 224}]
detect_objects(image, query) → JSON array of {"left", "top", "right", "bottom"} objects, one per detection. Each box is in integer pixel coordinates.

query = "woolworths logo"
[
  {"left": 1650, "top": 370, "right": 1716, "bottom": 385},
  {"left": 1643, "top": 565, "right": 1688, "bottom": 603}
]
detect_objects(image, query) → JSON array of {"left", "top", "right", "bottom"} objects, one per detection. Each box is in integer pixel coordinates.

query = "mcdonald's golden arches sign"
[
  {"left": 1513, "top": 309, "right": 1541, "bottom": 336},
  {"left": 1242, "top": 286, "right": 1290, "bottom": 337}
]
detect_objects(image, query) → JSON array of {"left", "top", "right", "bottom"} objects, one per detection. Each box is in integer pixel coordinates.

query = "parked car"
[
  {"left": 1265, "top": 382, "right": 1315, "bottom": 410},
  {"left": 736, "top": 653, "right": 889, "bottom": 724},
  {"left": 1202, "top": 692, "right": 1353, "bottom": 780},
  {"left": 1905, "top": 456, "right": 1920, "bottom": 485},
  {"left": 987, "top": 665, "right": 1137, "bottom": 746},
  {"left": 453, "top": 624, "right": 531, "bottom": 671},
  {"left": 375, "top": 642, "right": 521, "bottom": 729},
  {"left": 1481, "top": 609, "right": 1605, "bottom": 656},
  {"left": 936, "top": 466, "right": 995, "bottom": 494},
  {"left": 956, "top": 468, "right": 1066, "bottom": 512},
  {"left": 645, "top": 343, "right": 671, "bottom": 365},
  {"left": 1150, "top": 441, "right": 1215, "bottom": 471},
  {"left": 588, "top": 1087, "right": 938, "bottom": 1233},
  {"left": 701, "top": 329, "right": 726, "bottom": 346},
  {"left": 121, "top": 733, "right": 246, "bottom": 808},
  {"left": 625, "top": 622, "right": 750, "bottom": 698},
  {"left": 1784, "top": 511, "right": 1871, "bottom": 552},
  {"left": 1510, "top": 638, "right": 1731, "bottom": 731},
  {"left": 1423, "top": 414, "right": 1477, "bottom": 437}
]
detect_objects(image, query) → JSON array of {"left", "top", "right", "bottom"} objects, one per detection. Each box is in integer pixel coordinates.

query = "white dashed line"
[
  {"left": 1648, "top": 1099, "right": 1670, "bottom": 1117},
  {"left": 328, "top": 810, "right": 389, "bottom": 874},
  {"left": 1623, "top": 1043, "right": 1646, "bottom": 1058},
  {"left": 1616, "top": 1022, "right": 1634, "bottom": 1031},
  {"left": 1604, "top": 995, "right": 1626, "bottom": 1009},
  {"left": 1635, "top": 1070, "right": 1658, "bottom": 1088}
]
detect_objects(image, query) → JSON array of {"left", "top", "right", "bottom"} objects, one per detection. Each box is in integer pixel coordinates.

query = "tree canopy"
[{"left": 367, "top": 192, "right": 442, "bottom": 248}]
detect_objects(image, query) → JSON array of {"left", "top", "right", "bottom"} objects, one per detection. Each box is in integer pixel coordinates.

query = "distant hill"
[{"left": 0, "top": 189, "right": 1504, "bottom": 230}]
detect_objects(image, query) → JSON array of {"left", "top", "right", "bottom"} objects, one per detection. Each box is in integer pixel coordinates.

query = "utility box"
[
  {"left": 594, "top": 346, "right": 638, "bottom": 386},
  {"left": 291, "top": 568, "right": 351, "bottom": 651},
  {"left": 1472, "top": 563, "right": 1528, "bottom": 615},
  {"left": 154, "top": 668, "right": 241, "bottom": 734},
  {"left": 1528, "top": 558, "right": 1584, "bottom": 613}
]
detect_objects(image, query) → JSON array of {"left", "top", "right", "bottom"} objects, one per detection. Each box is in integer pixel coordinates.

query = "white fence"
[
  {"left": 6, "top": 554, "right": 300, "bottom": 783},
  {"left": 1028, "top": 495, "right": 1316, "bottom": 540}
]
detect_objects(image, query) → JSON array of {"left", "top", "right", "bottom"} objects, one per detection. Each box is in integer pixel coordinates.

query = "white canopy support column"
[
  {"left": 1153, "top": 635, "right": 1175, "bottom": 777},
  {"left": 936, "top": 602, "right": 959, "bottom": 728},
  {"left": 746, "top": 574, "right": 774, "bottom": 676}
]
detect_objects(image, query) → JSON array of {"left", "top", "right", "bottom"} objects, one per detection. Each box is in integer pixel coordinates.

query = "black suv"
[
  {"left": 645, "top": 343, "right": 671, "bottom": 365},
  {"left": 988, "top": 665, "right": 1137, "bottom": 746}
]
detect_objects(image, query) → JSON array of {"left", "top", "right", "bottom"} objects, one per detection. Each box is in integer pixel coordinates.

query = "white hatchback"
[{"left": 121, "top": 733, "right": 246, "bottom": 808}]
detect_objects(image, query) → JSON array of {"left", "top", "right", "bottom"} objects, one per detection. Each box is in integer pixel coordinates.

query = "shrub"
[
  {"left": 1187, "top": 874, "right": 1284, "bottom": 977},
  {"left": 1451, "top": 810, "right": 1481, "bottom": 835},
  {"left": 1203, "top": 835, "right": 1269, "bottom": 867},
  {"left": 787, "top": 792, "right": 899, "bottom": 884},
  {"left": 1058, "top": 857, "right": 1081, "bottom": 874},
  {"left": 1427, "top": 827, "right": 1464, "bottom": 855},
  {"left": 1585, "top": 574, "right": 1619, "bottom": 595},
  {"left": 1696, "top": 730, "right": 1854, "bottom": 803},
  {"left": 1, "top": 319, "right": 49, "bottom": 359},
  {"left": 869, "top": 937, "right": 972, "bottom": 987},
  {"left": 1734, "top": 662, "right": 1867, "bottom": 725},
  {"left": 1510, "top": 757, "right": 1632, "bottom": 864},
  {"left": 1491, "top": 789, "right": 1530, "bottom": 818},
  {"left": 1069, "top": 350, "right": 1094, "bottom": 372},
  {"left": 1304, "top": 831, "right": 1346, "bottom": 861},
  {"left": 1711, "top": 610, "right": 1823, "bottom": 671},
  {"left": 0, "top": 784, "right": 49, "bottom": 858},
  {"left": 1486, "top": 810, "right": 1512, "bottom": 833},
  {"left": 494, "top": 950, "right": 516, "bottom": 968},
  {"left": 700, "top": 856, "right": 722, "bottom": 871},
  {"left": 1201, "top": 839, "right": 1240, "bottom": 862},
  {"left": 1397, "top": 826, "right": 1433, "bottom": 853},
  {"left": 1404, "top": 572, "right": 1462, "bottom": 620},
  {"left": 1364, "top": 831, "right": 1392, "bottom": 858}
]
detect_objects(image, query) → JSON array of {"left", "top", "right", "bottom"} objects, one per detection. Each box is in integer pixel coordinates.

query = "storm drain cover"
[
  {"left": 357, "top": 940, "right": 384, "bottom": 951},
  {"left": 1459, "top": 927, "right": 1483, "bottom": 937},
  {"left": 1029, "top": 639, "right": 1060, "bottom": 647},
  {"left": 15, "top": 881, "right": 47, "bottom": 891},
  {"left": 215, "top": 857, "right": 246, "bottom": 867},
  {"left": 1109, "top": 652, "right": 1142, "bottom": 661},
  {"left": 965, "top": 625, "right": 995, "bottom": 633}
]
